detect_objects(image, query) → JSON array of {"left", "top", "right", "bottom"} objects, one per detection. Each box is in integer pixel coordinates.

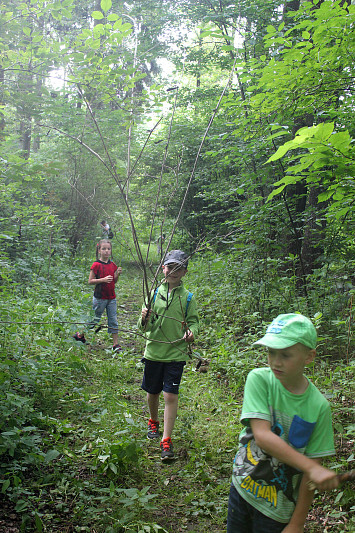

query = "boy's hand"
[
  {"left": 142, "top": 308, "right": 152, "bottom": 321},
  {"left": 184, "top": 329, "right": 194, "bottom": 342},
  {"left": 103, "top": 275, "right": 113, "bottom": 283},
  {"left": 307, "top": 463, "right": 339, "bottom": 491}
]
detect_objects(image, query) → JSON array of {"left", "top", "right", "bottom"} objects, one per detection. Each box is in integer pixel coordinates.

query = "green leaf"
[
  {"left": 333, "top": 189, "right": 344, "bottom": 201},
  {"left": 15, "top": 500, "right": 28, "bottom": 512},
  {"left": 1, "top": 480, "right": 10, "bottom": 493},
  {"left": 314, "top": 122, "right": 334, "bottom": 141},
  {"left": 91, "top": 10, "right": 104, "bottom": 20},
  {"left": 93, "top": 23, "right": 105, "bottom": 37},
  {"left": 334, "top": 206, "right": 351, "bottom": 219},
  {"left": 109, "top": 462, "right": 118, "bottom": 474},
  {"left": 266, "top": 144, "right": 290, "bottom": 162},
  {"left": 267, "top": 130, "right": 290, "bottom": 141},
  {"left": 36, "top": 339, "right": 51, "bottom": 347},
  {"left": 318, "top": 190, "right": 334, "bottom": 202},
  {"left": 44, "top": 449, "right": 60, "bottom": 463},
  {"left": 107, "top": 13, "right": 119, "bottom": 21},
  {"left": 200, "top": 30, "right": 214, "bottom": 38},
  {"left": 101, "top": 0, "right": 112, "bottom": 12},
  {"left": 23, "top": 27, "right": 31, "bottom": 36},
  {"left": 274, "top": 175, "right": 299, "bottom": 186},
  {"left": 35, "top": 514, "right": 43, "bottom": 532},
  {"left": 267, "top": 184, "right": 286, "bottom": 201},
  {"left": 329, "top": 131, "right": 351, "bottom": 151}
]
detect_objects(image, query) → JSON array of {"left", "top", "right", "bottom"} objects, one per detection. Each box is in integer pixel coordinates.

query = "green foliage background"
[{"left": 0, "top": 0, "right": 354, "bottom": 531}]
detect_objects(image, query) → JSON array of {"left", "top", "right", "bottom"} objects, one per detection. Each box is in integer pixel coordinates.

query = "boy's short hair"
[
  {"left": 254, "top": 313, "right": 317, "bottom": 349},
  {"left": 163, "top": 250, "right": 188, "bottom": 268}
]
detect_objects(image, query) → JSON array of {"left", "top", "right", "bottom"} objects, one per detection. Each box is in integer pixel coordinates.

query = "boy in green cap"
[{"left": 227, "top": 313, "right": 339, "bottom": 532}]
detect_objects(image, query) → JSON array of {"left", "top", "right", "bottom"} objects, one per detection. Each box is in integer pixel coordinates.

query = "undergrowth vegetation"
[{"left": 0, "top": 249, "right": 354, "bottom": 532}]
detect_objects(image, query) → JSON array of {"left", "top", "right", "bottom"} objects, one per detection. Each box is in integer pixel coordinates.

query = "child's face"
[
  {"left": 98, "top": 243, "right": 112, "bottom": 261},
  {"left": 267, "top": 343, "right": 315, "bottom": 390},
  {"left": 162, "top": 263, "right": 187, "bottom": 288}
]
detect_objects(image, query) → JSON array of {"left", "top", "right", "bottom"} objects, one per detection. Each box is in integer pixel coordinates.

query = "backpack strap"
[
  {"left": 152, "top": 287, "right": 159, "bottom": 303},
  {"left": 185, "top": 291, "right": 193, "bottom": 317}
]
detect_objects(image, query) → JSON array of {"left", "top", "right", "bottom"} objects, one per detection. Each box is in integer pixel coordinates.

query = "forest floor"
[
  {"left": 1, "top": 260, "right": 353, "bottom": 532},
  {"left": 69, "top": 261, "right": 353, "bottom": 533}
]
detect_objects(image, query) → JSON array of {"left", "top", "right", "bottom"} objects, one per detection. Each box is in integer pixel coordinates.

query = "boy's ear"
[{"left": 305, "top": 348, "right": 316, "bottom": 365}]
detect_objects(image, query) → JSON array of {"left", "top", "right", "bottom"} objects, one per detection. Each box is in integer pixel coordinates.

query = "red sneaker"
[
  {"left": 160, "top": 437, "right": 175, "bottom": 461},
  {"left": 73, "top": 332, "right": 86, "bottom": 343},
  {"left": 112, "top": 344, "right": 122, "bottom": 353},
  {"left": 147, "top": 419, "right": 160, "bottom": 439}
]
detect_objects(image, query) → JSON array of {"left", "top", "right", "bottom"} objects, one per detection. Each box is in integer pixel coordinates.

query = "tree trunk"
[
  {"left": 20, "top": 117, "right": 32, "bottom": 160},
  {"left": 0, "top": 68, "right": 5, "bottom": 140},
  {"left": 301, "top": 186, "right": 326, "bottom": 275}
]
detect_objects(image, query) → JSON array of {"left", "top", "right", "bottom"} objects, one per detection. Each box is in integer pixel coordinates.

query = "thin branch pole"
[
  {"left": 144, "top": 87, "right": 181, "bottom": 285},
  {"left": 47, "top": 230, "right": 52, "bottom": 282},
  {"left": 66, "top": 179, "right": 146, "bottom": 273},
  {"left": 39, "top": 106, "right": 158, "bottom": 301},
  {"left": 123, "top": 15, "right": 140, "bottom": 201},
  {"left": 123, "top": 117, "right": 163, "bottom": 189},
  {"left": 167, "top": 54, "right": 239, "bottom": 260},
  {"left": 346, "top": 295, "right": 352, "bottom": 365},
  {"left": 142, "top": 55, "right": 240, "bottom": 314}
]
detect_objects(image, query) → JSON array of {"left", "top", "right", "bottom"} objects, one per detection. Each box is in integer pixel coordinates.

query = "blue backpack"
[{"left": 152, "top": 287, "right": 193, "bottom": 317}]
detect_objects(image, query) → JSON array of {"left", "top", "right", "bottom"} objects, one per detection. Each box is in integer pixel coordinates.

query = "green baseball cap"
[{"left": 254, "top": 313, "right": 317, "bottom": 349}]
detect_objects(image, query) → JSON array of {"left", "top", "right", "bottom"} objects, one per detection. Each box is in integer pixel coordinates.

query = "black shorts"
[{"left": 141, "top": 359, "right": 186, "bottom": 395}]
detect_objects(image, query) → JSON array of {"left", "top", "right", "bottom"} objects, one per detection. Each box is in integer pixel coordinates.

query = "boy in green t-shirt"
[{"left": 227, "top": 313, "right": 339, "bottom": 532}]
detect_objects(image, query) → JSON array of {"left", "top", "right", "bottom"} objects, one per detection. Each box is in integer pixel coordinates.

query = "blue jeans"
[
  {"left": 91, "top": 297, "right": 118, "bottom": 334},
  {"left": 227, "top": 484, "right": 286, "bottom": 533}
]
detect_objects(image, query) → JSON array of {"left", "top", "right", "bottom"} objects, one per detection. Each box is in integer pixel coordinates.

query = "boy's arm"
[
  {"left": 250, "top": 419, "right": 339, "bottom": 491},
  {"left": 284, "top": 458, "right": 325, "bottom": 532},
  {"left": 185, "top": 297, "right": 199, "bottom": 341},
  {"left": 283, "top": 472, "right": 314, "bottom": 532}
]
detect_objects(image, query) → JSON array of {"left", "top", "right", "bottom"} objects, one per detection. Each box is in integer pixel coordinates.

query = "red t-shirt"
[{"left": 91, "top": 260, "right": 117, "bottom": 299}]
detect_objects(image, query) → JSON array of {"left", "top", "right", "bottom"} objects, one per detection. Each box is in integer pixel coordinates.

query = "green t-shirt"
[
  {"left": 232, "top": 368, "right": 335, "bottom": 524},
  {"left": 138, "top": 281, "right": 199, "bottom": 362}
]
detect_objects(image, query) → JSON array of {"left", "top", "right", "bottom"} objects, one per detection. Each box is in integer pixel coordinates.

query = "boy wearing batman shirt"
[{"left": 227, "top": 314, "right": 339, "bottom": 532}]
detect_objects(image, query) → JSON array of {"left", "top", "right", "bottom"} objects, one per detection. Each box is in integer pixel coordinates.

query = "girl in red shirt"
[{"left": 73, "top": 239, "right": 122, "bottom": 352}]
